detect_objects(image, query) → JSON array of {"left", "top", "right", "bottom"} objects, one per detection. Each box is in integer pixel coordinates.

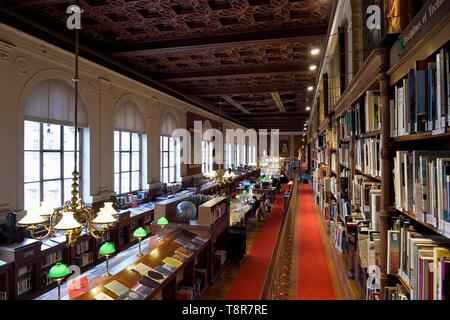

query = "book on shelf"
[
  {"left": 390, "top": 44, "right": 449, "bottom": 137},
  {"left": 387, "top": 230, "right": 400, "bottom": 275},
  {"left": 330, "top": 221, "right": 345, "bottom": 254},
  {"left": 17, "top": 265, "right": 35, "bottom": 296},
  {"left": 393, "top": 150, "right": 450, "bottom": 233},
  {"left": 355, "top": 138, "right": 381, "bottom": 178}
]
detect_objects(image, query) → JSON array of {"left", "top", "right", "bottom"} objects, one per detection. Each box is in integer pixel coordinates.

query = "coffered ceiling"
[{"left": 0, "top": 0, "right": 333, "bottom": 131}]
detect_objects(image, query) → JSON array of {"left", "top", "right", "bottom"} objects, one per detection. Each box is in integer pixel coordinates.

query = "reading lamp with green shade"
[
  {"left": 99, "top": 242, "right": 116, "bottom": 277},
  {"left": 157, "top": 216, "right": 169, "bottom": 243},
  {"left": 133, "top": 227, "right": 147, "bottom": 257},
  {"left": 48, "top": 262, "right": 70, "bottom": 300}
]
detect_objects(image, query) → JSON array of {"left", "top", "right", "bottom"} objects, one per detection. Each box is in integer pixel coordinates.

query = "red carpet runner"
[
  {"left": 296, "top": 184, "right": 335, "bottom": 299},
  {"left": 225, "top": 192, "right": 285, "bottom": 299}
]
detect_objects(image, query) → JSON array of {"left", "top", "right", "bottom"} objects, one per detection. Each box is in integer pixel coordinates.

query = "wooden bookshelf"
[
  {"left": 395, "top": 208, "right": 450, "bottom": 241},
  {"left": 0, "top": 259, "right": 12, "bottom": 300},
  {"left": 0, "top": 238, "right": 42, "bottom": 300},
  {"left": 391, "top": 129, "right": 450, "bottom": 143},
  {"left": 395, "top": 274, "right": 412, "bottom": 293},
  {"left": 355, "top": 170, "right": 382, "bottom": 181}
]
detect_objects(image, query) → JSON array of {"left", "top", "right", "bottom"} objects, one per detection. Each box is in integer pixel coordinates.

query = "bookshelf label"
[{"left": 398, "top": 0, "right": 450, "bottom": 56}]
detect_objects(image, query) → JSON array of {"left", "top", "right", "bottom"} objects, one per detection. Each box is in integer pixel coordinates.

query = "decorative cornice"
[{"left": 0, "top": 39, "right": 15, "bottom": 62}]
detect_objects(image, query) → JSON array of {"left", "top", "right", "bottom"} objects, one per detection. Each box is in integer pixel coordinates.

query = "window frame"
[
  {"left": 160, "top": 135, "right": 178, "bottom": 184},
  {"left": 23, "top": 120, "right": 82, "bottom": 209},
  {"left": 114, "top": 130, "right": 142, "bottom": 195},
  {"left": 202, "top": 140, "right": 213, "bottom": 174}
]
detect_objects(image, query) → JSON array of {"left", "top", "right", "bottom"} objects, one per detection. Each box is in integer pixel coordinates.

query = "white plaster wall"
[{"left": 0, "top": 23, "right": 247, "bottom": 217}]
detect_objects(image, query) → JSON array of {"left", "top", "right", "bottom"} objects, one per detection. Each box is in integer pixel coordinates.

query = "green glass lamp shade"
[
  {"left": 243, "top": 190, "right": 248, "bottom": 196},
  {"left": 48, "top": 262, "right": 69, "bottom": 279},
  {"left": 235, "top": 195, "right": 241, "bottom": 200},
  {"left": 99, "top": 242, "right": 116, "bottom": 256},
  {"left": 157, "top": 216, "right": 169, "bottom": 226},
  {"left": 133, "top": 227, "right": 147, "bottom": 239}
]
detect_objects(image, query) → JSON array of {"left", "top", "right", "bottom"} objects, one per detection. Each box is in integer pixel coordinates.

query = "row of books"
[
  {"left": 75, "top": 239, "right": 90, "bottom": 256},
  {"left": 354, "top": 91, "right": 382, "bottom": 135},
  {"left": 325, "top": 125, "right": 338, "bottom": 149},
  {"left": 393, "top": 150, "right": 450, "bottom": 236},
  {"left": 330, "top": 221, "right": 345, "bottom": 254},
  {"left": 339, "top": 91, "right": 382, "bottom": 139},
  {"left": 390, "top": 44, "right": 450, "bottom": 137},
  {"left": 43, "top": 250, "right": 63, "bottom": 268},
  {"left": 331, "top": 152, "right": 337, "bottom": 173},
  {"left": 72, "top": 252, "right": 94, "bottom": 268},
  {"left": 355, "top": 137, "right": 381, "bottom": 178},
  {"left": 387, "top": 216, "right": 450, "bottom": 300},
  {"left": 339, "top": 143, "right": 351, "bottom": 168},
  {"left": 351, "top": 176, "right": 381, "bottom": 231},
  {"left": 17, "top": 265, "right": 34, "bottom": 296}
]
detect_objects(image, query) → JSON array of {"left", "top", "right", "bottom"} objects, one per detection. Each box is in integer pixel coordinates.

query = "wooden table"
[{"left": 35, "top": 229, "right": 209, "bottom": 300}]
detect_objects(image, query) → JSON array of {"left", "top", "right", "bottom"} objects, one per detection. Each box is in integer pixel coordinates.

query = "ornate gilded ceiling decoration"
[
  {"left": 35, "top": 0, "right": 330, "bottom": 43},
  {"left": 1, "top": 0, "right": 332, "bottom": 131}
]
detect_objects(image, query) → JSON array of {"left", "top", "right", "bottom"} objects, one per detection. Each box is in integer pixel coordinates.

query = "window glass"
[
  {"left": 121, "top": 132, "right": 130, "bottom": 150},
  {"left": 24, "top": 151, "right": 40, "bottom": 183},
  {"left": 43, "top": 124, "right": 61, "bottom": 150},
  {"left": 43, "top": 180, "right": 61, "bottom": 208},
  {"left": 24, "top": 182, "right": 40, "bottom": 210},
  {"left": 114, "top": 130, "right": 142, "bottom": 194},
  {"left": 24, "top": 121, "right": 81, "bottom": 210},
  {"left": 24, "top": 121, "right": 40, "bottom": 151}
]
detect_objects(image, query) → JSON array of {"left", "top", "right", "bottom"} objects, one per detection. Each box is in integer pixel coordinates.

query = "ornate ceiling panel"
[
  {"left": 115, "top": 38, "right": 324, "bottom": 74},
  {"left": 31, "top": 0, "right": 330, "bottom": 43},
  {"left": 1, "top": 0, "right": 332, "bottom": 131}
]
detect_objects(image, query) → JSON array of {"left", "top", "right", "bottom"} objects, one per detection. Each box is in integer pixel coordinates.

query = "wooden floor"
[{"left": 201, "top": 221, "right": 265, "bottom": 300}]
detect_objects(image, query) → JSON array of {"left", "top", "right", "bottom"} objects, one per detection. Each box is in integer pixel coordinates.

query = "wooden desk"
[{"left": 36, "top": 229, "right": 209, "bottom": 300}]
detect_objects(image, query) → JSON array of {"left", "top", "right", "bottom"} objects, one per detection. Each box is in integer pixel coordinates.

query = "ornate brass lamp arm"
[
  {"left": 29, "top": 210, "right": 59, "bottom": 240},
  {"left": 82, "top": 208, "right": 106, "bottom": 240}
]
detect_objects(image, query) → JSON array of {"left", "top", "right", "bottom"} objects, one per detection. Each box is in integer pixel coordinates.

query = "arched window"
[
  {"left": 23, "top": 79, "right": 88, "bottom": 210},
  {"left": 114, "top": 100, "right": 146, "bottom": 195},
  {"left": 202, "top": 121, "right": 213, "bottom": 174},
  {"left": 224, "top": 143, "right": 232, "bottom": 169},
  {"left": 160, "top": 111, "right": 180, "bottom": 184}
]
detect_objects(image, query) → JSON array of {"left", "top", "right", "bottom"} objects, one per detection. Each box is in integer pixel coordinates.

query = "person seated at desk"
[
  {"left": 272, "top": 178, "right": 281, "bottom": 193},
  {"left": 264, "top": 196, "right": 271, "bottom": 215},
  {"left": 250, "top": 196, "right": 261, "bottom": 217}
]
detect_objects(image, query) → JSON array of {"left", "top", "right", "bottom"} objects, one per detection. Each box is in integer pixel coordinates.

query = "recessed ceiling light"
[
  {"left": 307, "top": 86, "right": 314, "bottom": 91},
  {"left": 310, "top": 48, "right": 320, "bottom": 56},
  {"left": 309, "top": 64, "right": 317, "bottom": 71},
  {"left": 306, "top": 106, "right": 311, "bottom": 111}
]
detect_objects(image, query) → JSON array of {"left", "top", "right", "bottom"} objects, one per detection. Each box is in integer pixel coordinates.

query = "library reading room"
[{"left": 0, "top": 0, "right": 449, "bottom": 306}]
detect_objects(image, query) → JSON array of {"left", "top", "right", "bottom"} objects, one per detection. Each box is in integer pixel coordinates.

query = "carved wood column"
[{"left": 378, "top": 48, "right": 392, "bottom": 297}]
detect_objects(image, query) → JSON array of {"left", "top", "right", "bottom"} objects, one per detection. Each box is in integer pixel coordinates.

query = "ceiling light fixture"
[
  {"left": 18, "top": 3, "right": 117, "bottom": 246},
  {"left": 306, "top": 106, "right": 311, "bottom": 111},
  {"left": 309, "top": 64, "right": 317, "bottom": 71},
  {"left": 307, "top": 86, "right": 314, "bottom": 91},
  {"left": 310, "top": 48, "right": 320, "bottom": 56}
]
